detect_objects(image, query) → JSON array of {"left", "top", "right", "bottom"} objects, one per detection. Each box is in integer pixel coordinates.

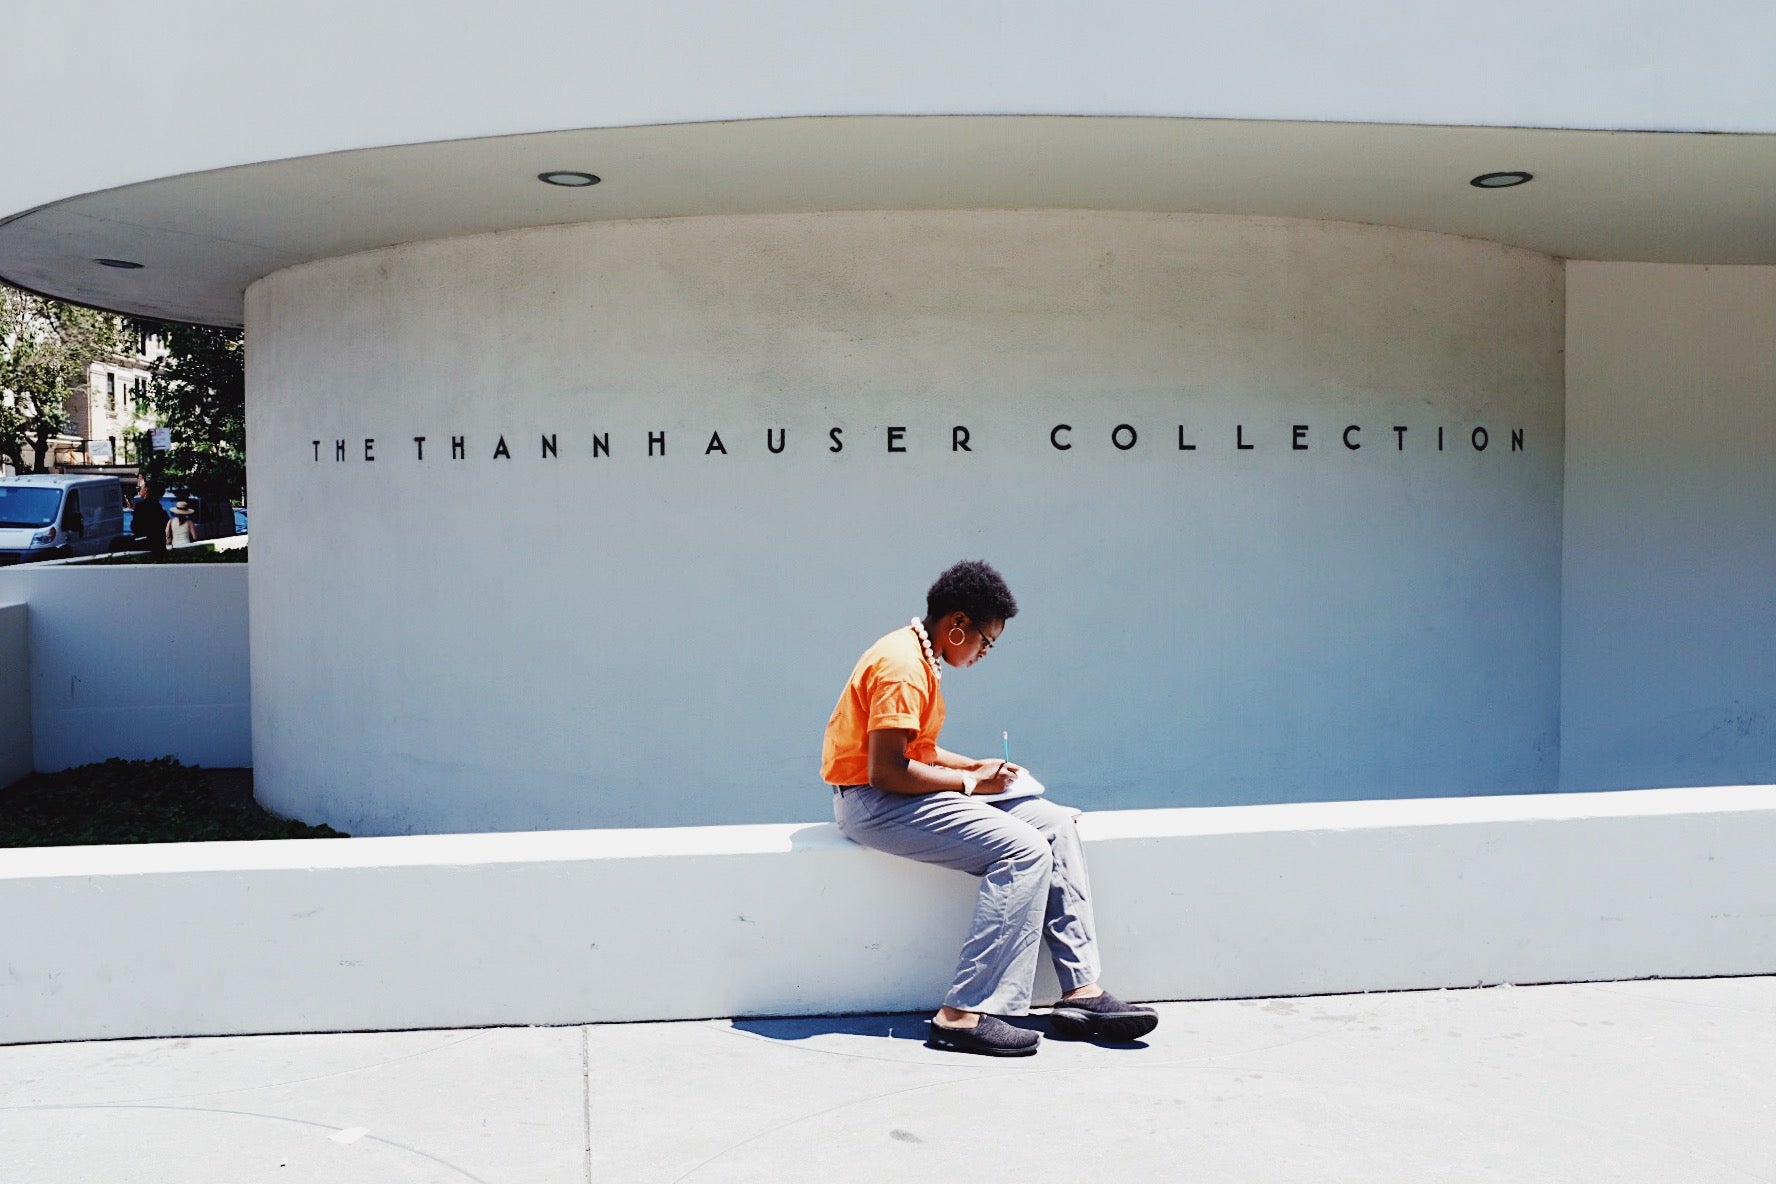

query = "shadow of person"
[
  {"left": 1038, "top": 1011, "right": 1152, "bottom": 1050},
  {"left": 732, "top": 1010, "right": 1150, "bottom": 1051},
  {"left": 730, "top": 1012, "right": 932, "bottom": 1044}
]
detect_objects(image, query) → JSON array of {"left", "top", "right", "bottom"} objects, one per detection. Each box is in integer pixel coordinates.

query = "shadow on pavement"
[
  {"left": 730, "top": 1012, "right": 932, "bottom": 1043},
  {"left": 729, "top": 1011, "right": 1148, "bottom": 1050}
]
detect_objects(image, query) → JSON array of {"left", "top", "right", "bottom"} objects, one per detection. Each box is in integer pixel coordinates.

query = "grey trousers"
[{"left": 832, "top": 784, "right": 1101, "bottom": 1015}]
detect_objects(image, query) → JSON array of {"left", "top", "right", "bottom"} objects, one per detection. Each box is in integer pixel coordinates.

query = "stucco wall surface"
[
  {"left": 5, "top": 0, "right": 1772, "bottom": 222},
  {"left": 248, "top": 210, "right": 1564, "bottom": 834},
  {"left": 0, "top": 565, "right": 251, "bottom": 772},
  {"left": 2, "top": 787, "right": 1771, "bottom": 1045},
  {"left": 1561, "top": 263, "right": 1776, "bottom": 791},
  {"left": 0, "top": 603, "right": 30, "bottom": 787}
]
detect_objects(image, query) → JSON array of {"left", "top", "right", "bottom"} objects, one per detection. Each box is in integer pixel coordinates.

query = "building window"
[{"left": 106, "top": 372, "right": 116, "bottom": 413}]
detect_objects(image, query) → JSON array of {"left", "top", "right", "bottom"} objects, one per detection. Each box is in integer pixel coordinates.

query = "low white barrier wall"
[
  {"left": 0, "top": 557, "right": 250, "bottom": 773},
  {"left": 4, "top": 786, "right": 1774, "bottom": 1045},
  {"left": 0, "top": 602, "right": 30, "bottom": 786}
]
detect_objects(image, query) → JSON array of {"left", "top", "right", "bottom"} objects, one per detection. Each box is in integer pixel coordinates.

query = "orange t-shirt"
[{"left": 820, "top": 626, "right": 946, "bottom": 787}]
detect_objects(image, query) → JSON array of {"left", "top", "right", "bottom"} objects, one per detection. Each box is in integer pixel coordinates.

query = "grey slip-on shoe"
[
  {"left": 926, "top": 1014, "right": 1041, "bottom": 1057},
  {"left": 1049, "top": 991, "right": 1159, "bottom": 1042}
]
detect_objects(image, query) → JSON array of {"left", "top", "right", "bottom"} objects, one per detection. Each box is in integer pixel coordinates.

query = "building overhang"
[{"left": 3, "top": 114, "right": 1772, "bottom": 328}]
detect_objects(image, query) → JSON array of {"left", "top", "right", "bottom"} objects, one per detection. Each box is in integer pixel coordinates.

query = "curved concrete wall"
[
  {"left": 248, "top": 210, "right": 1563, "bottom": 834},
  {"left": 6, "top": 1, "right": 1774, "bottom": 219}
]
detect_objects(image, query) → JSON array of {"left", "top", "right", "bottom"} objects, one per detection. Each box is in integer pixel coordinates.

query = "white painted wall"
[
  {"left": 1561, "top": 264, "right": 1776, "bottom": 791},
  {"left": 248, "top": 210, "right": 1564, "bottom": 834},
  {"left": 2, "top": 786, "right": 1771, "bottom": 1045},
  {"left": 0, "top": 565, "right": 251, "bottom": 772},
  {"left": 0, "top": 603, "right": 31, "bottom": 787},
  {"left": 5, "top": 1, "right": 1774, "bottom": 225}
]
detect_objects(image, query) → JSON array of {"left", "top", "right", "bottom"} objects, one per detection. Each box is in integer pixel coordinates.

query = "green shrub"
[{"left": 0, "top": 757, "right": 344, "bottom": 847}]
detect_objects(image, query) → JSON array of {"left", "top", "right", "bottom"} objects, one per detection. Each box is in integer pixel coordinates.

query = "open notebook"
[{"left": 986, "top": 768, "right": 1047, "bottom": 802}]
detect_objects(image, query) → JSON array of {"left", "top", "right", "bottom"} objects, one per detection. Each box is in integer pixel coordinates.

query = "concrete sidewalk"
[{"left": 2, "top": 976, "right": 1771, "bottom": 1182}]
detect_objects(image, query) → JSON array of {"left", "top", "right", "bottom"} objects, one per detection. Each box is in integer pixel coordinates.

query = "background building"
[
  {"left": 1, "top": 1, "right": 1771, "bottom": 835},
  {"left": 0, "top": 314, "right": 161, "bottom": 478},
  {"left": 61, "top": 328, "right": 163, "bottom": 469}
]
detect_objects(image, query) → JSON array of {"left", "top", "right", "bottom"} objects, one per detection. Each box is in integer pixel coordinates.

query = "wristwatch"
[{"left": 960, "top": 772, "right": 979, "bottom": 796}]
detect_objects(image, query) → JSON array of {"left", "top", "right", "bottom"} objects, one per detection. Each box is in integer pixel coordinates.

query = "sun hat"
[{"left": 172, "top": 501, "right": 194, "bottom": 516}]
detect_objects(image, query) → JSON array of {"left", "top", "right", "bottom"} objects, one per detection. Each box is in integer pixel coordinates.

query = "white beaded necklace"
[{"left": 909, "top": 617, "right": 942, "bottom": 681}]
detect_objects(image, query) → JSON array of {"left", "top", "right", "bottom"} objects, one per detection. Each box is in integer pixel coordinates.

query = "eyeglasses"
[{"left": 976, "top": 625, "right": 1001, "bottom": 654}]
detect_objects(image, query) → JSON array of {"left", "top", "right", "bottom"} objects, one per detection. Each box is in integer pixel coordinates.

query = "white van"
[{"left": 0, "top": 475, "right": 129, "bottom": 565}]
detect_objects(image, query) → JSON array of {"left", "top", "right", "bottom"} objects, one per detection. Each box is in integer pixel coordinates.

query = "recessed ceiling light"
[
  {"left": 1470, "top": 171, "right": 1534, "bottom": 189},
  {"left": 94, "top": 258, "right": 144, "bottom": 269},
  {"left": 537, "top": 171, "right": 601, "bottom": 188}
]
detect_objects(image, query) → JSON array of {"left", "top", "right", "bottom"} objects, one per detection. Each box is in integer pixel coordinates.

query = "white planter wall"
[
  {"left": 247, "top": 210, "right": 1564, "bottom": 835},
  {"left": 2, "top": 786, "right": 1771, "bottom": 1046},
  {"left": 0, "top": 565, "right": 251, "bottom": 774}
]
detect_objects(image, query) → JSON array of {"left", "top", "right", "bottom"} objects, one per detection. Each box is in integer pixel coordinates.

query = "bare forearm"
[
  {"left": 871, "top": 756, "right": 972, "bottom": 795},
  {"left": 931, "top": 746, "right": 984, "bottom": 771}
]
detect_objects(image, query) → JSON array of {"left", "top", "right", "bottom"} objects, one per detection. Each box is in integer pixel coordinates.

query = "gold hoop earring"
[{"left": 947, "top": 626, "right": 967, "bottom": 646}]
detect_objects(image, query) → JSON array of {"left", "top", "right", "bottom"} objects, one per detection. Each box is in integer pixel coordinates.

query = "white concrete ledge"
[{"left": 3, "top": 786, "right": 1774, "bottom": 1045}]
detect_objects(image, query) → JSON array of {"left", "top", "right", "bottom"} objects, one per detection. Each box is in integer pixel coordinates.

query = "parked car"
[{"left": 0, "top": 475, "right": 129, "bottom": 564}]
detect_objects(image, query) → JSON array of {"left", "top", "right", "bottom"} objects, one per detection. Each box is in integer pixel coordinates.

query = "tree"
[
  {"left": 126, "top": 317, "right": 245, "bottom": 501},
  {"left": 0, "top": 287, "right": 123, "bottom": 473}
]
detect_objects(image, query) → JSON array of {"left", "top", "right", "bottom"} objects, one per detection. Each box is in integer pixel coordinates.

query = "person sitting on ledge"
[{"left": 821, "top": 559, "right": 1158, "bottom": 1057}]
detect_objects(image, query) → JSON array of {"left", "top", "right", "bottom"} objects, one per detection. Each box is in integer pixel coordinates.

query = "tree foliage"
[
  {"left": 0, "top": 287, "right": 123, "bottom": 472},
  {"left": 127, "top": 316, "right": 246, "bottom": 499}
]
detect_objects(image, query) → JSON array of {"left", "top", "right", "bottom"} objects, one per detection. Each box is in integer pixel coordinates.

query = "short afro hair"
[{"left": 925, "top": 560, "right": 1018, "bottom": 625}]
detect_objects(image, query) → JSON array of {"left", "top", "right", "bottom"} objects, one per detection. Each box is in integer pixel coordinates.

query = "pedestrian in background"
[
  {"left": 166, "top": 501, "right": 200, "bottom": 548},
  {"left": 131, "top": 477, "right": 167, "bottom": 553}
]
